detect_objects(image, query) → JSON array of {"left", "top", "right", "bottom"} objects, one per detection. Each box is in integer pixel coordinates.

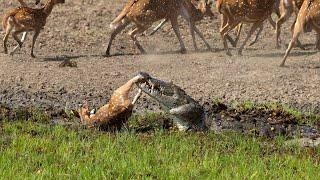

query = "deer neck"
[{"left": 117, "top": 78, "right": 140, "bottom": 95}]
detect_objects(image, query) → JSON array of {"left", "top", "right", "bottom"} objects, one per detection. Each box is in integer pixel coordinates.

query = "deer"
[
  {"left": 216, "top": 0, "right": 276, "bottom": 56},
  {"left": 280, "top": 0, "right": 320, "bottom": 66},
  {"left": 149, "top": 0, "right": 214, "bottom": 35},
  {"left": 2, "top": 0, "right": 65, "bottom": 58},
  {"left": 9, "top": 0, "right": 41, "bottom": 55},
  {"left": 229, "top": 0, "right": 281, "bottom": 48},
  {"left": 77, "top": 73, "right": 147, "bottom": 131},
  {"left": 230, "top": 0, "right": 310, "bottom": 49},
  {"left": 106, "top": 0, "right": 211, "bottom": 56}
]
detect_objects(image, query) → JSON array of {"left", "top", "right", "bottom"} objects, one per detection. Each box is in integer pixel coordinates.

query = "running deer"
[
  {"left": 10, "top": 0, "right": 41, "bottom": 55},
  {"left": 233, "top": 0, "right": 307, "bottom": 49},
  {"left": 149, "top": 0, "right": 214, "bottom": 36},
  {"left": 106, "top": 0, "right": 211, "bottom": 56},
  {"left": 216, "top": 0, "right": 276, "bottom": 56},
  {"left": 2, "top": 0, "right": 65, "bottom": 57},
  {"left": 230, "top": 0, "right": 281, "bottom": 48},
  {"left": 281, "top": 0, "right": 320, "bottom": 66}
]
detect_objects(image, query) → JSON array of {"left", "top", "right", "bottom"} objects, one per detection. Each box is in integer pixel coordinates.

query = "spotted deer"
[
  {"left": 230, "top": 0, "right": 281, "bottom": 47},
  {"left": 106, "top": 0, "right": 211, "bottom": 56},
  {"left": 78, "top": 73, "right": 146, "bottom": 130},
  {"left": 231, "top": 0, "right": 307, "bottom": 49},
  {"left": 2, "top": 0, "right": 65, "bottom": 57},
  {"left": 10, "top": 0, "right": 41, "bottom": 55},
  {"left": 149, "top": 0, "right": 214, "bottom": 50},
  {"left": 281, "top": 0, "right": 320, "bottom": 66},
  {"left": 216, "top": 0, "right": 276, "bottom": 56}
]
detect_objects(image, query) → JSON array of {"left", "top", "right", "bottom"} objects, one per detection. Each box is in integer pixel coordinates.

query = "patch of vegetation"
[
  {"left": 0, "top": 121, "right": 319, "bottom": 179},
  {"left": 0, "top": 106, "right": 50, "bottom": 123},
  {"left": 228, "top": 100, "right": 320, "bottom": 125},
  {"left": 127, "top": 112, "right": 172, "bottom": 132}
]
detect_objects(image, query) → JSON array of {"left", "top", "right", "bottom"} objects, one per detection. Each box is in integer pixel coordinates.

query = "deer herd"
[{"left": 1, "top": 0, "right": 320, "bottom": 66}]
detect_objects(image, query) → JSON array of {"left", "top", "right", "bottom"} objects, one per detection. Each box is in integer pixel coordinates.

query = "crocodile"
[
  {"left": 135, "top": 72, "right": 320, "bottom": 147},
  {"left": 136, "top": 72, "right": 206, "bottom": 131}
]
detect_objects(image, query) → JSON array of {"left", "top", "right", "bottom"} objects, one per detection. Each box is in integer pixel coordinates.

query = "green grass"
[{"left": 0, "top": 120, "right": 320, "bottom": 179}]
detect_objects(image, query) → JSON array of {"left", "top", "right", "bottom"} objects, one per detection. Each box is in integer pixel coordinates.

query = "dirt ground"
[{"left": 0, "top": 0, "right": 319, "bottom": 115}]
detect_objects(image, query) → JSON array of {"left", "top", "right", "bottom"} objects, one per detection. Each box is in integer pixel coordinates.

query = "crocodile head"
[
  {"left": 136, "top": 72, "right": 188, "bottom": 109},
  {"left": 136, "top": 72, "right": 205, "bottom": 131}
]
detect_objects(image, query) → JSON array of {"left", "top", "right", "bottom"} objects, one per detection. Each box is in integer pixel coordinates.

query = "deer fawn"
[
  {"left": 2, "top": 0, "right": 65, "bottom": 57},
  {"left": 78, "top": 73, "right": 146, "bottom": 130},
  {"left": 106, "top": 0, "right": 210, "bottom": 56},
  {"left": 216, "top": 0, "right": 276, "bottom": 56},
  {"left": 280, "top": 0, "right": 320, "bottom": 66}
]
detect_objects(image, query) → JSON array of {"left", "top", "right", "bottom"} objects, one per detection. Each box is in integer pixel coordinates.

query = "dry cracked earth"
[{"left": 0, "top": 0, "right": 319, "bottom": 134}]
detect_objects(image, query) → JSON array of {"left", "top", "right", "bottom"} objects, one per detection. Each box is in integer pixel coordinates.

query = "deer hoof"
[
  {"left": 105, "top": 51, "right": 111, "bottom": 57},
  {"left": 226, "top": 51, "right": 232, "bottom": 56},
  {"left": 31, "top": 54, "right": 36, "bottom": 58},
  {"left": 280, "top": 62, "right": 286, "bottom": 67},
  {"left": 140, "top": 49, "right": 146, "bottom": 54},
  {"left": 180, "top": 48, "right": 187, "bottom": 54}
]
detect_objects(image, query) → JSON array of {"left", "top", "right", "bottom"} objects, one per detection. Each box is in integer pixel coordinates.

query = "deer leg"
[
  {"left": 12, "top": 31, "right": 23, "bottom": 48},
  {"left": 193, "top": 25, "right": 211, "bottom": 50},
  {"left": 233, "top": 23, "right": 243, "bottom": 47},
  {"left": 128, "top": 26, "right": 148, "bottom": 54},
  {"left": 170, "top": 17, "right": 187, "bottom": 54},
  {"left": 249, "top": 24, "right": 263, "bottom": 46},
  {"left": 276, "top": 8, "right": 292, "bottom": 48},
  {"left": 311, "top": 23, "right": 320, "bottom": 50},
  {"left": 220, "top": 19, "right": 240, "bottom": 56},
  {"left": 316, "top": 33, "right": 320, "bottom": 51},
  {"left": 220, "top": 15, "right": 237, "bottom": 47},
  {"left": 189, "top": 20, "right": 198, "bottom": 51},
  {"left": 131, "top": 89, "right": 142, "bottom": 105},
  {"left": 268, "top": 16, "right": 276, "bottom": 29},
  {"left": 280, "top": 22, "right": 303, "bottom": 67},
  {"left": 106, "top": 20, "right": 130, "bottom": 56},
  {"left": 10, "top": 32, "right": 28, "bottom": 55},
  {"left": 150, "top": 19, "right": 168, "bottom": 36},
  {"left": 316, "top": 34, "right": 320, "bottom": 51},
  {"left": 3, "top": 23, "right": 13, "bottom": 54},
  {"left": 30, "top": 30, "right": 40, "bottom": 58},
  {"left": 238, "top": 22, "right": 262, "bottom": 55},
  {"left": 290, "top": 20, "right": 304, "bottom": 50}
]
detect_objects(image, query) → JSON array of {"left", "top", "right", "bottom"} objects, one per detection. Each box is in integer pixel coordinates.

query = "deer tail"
[{"left": 110, "top": 0, "right": 137, "bottom": 29}]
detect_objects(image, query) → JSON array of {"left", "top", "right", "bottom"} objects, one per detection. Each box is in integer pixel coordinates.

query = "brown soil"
[{"left": 0, "top": 0, "right": 319, "bottom": 116}]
